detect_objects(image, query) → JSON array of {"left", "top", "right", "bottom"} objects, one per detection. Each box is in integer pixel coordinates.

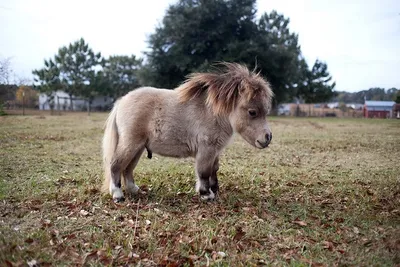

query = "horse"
[{"left": 102, "top": 62, "right": 274, "bottom": 202}]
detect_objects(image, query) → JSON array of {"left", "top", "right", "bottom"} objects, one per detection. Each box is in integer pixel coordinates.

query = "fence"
[{"left": 276, "top": 104, "right": 364, "bottom": 118}]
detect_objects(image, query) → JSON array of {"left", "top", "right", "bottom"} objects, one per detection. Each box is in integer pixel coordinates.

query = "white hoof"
[
  {"left": 200, "top": 189, "right": 215, "bottom": 201},
  {"left": 112, "top": 187, "right": 124, "bottom": 199}
]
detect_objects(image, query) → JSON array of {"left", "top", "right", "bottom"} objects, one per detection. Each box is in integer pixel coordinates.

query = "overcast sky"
[{"left": 1, "top": 0, "right": 399, "bottom": 92}]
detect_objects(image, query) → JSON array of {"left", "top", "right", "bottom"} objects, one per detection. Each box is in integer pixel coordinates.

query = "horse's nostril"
[{"left": 266, "top": 133, "right": 272, "bottom": 142}]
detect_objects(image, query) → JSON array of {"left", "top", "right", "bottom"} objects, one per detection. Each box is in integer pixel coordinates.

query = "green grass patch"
[{"left": 0, "top": 114, "right": 399, "bottom": 266}]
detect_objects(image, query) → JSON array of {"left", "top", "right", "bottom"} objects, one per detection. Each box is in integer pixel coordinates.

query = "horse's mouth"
[{"left": 256, "top": 140, "right": 270, "bottom": 149}]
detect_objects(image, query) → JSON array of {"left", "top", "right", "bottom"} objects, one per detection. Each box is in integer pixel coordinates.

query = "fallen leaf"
[
  {"left": 80, "top": 210, "right": 89, "bottom": 216},
  {"left": 114, "top": 215, "right": 124, "bottom": 221},
  {"left": 293, "top": 220, "right": 307, "bottom": 227},
  {"left": 233, "top": 227, "right": 245, "bottom": 241},
  {"left": 353, "top": 227, "right": 360, "bottom": 234},
  {"left": 83, "top": 250, "right": 98, "bottom": 264},
  {"left": 128, "top": 252, "right": 140, "bottom": 258},
  {"left": 154, "top": 208, "right": 161, "bottom": 213},
  {"left": 42, "top": 219, "right": 52, "bottom": 227},
  {"left": 337, "top": 249, "right": 345, "bottom": 254},
  {"left": 25, "top": 238, "right": 34, "bottom": 244},
  {"left": 188, "top": 255, "right": 199, "bottom": 261},
  {"left": 322, "top": 241, "right": 334, "bottom": 251},
  {"left": 334, "top": 217, "right": 344, "bottom": 223},
  {"left": 217, "top": 251, "right": 226, "bottom": 258}
]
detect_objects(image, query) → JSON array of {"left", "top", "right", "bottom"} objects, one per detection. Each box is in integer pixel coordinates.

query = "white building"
[{"left": 39, "top": 91, "right": 114, "bottom": 111}]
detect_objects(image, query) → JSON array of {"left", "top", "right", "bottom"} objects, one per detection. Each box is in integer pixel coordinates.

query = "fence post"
[
  {"left": 22, "top": 91, "right": 25, "bottom": 116},
  {"left": 57, "top": 96, "right": 61, "bottom": 115}
]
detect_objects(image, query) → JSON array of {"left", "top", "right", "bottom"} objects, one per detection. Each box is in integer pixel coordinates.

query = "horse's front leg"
[
  {"left": 209, "top": 157, "right": 219, "bottom": 195},
  {"left": 195, "top": 149, "right": 217, "bottom": 201}
]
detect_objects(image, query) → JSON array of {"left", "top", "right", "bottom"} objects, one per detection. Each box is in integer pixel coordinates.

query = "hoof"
[
  {"left": 126, "top": 184, "right": 140, "bottom": 195},
  {"left": 200, "top": 189, "right": 216, "bottom": 201},
  {"left": 113, "top": 196, "right": 125, "bottom": 203}
]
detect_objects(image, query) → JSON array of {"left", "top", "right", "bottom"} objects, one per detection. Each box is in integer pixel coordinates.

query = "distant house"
[
  {"left": 346, "top": 103, "right": 363, "bottom": 110},
  {"left": 327, "top": 102, "right": 339, "bottom": 109},
  {"left": 277, "top": 103, "right": 291, "bottom": 115},
  {"left": 39, "top": 91, "right": 113, "bottom": 111},
  {"left": 363, "top": 100, "right": 395, "bottom": 118}
]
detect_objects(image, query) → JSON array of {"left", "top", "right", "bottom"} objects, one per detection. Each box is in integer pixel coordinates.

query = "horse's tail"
[{"left": 102, "top": 101, "right": 119, "bottom": 193}]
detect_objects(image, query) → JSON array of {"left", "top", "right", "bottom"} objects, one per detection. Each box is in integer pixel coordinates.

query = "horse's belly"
[{"left": 149, "top": 141, "right": 193, "bottom": 158}]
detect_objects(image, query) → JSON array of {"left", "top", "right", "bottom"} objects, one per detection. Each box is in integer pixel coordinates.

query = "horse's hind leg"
[
  {"left": 123, "top": 147, "right": 145, "bottom": 196},
  {"left": 110, "top": 139, "right": 145, "bottom": 202}
]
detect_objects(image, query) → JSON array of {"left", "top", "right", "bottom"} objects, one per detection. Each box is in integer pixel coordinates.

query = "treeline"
[
  {"left": 31, "top": 0, "right": 337, "bottom": 110},
  {"left": 334, "top": 88, "right": 399, "bottom": 103},
  {"left": 32, "top": 39, "right": 141, "bottom": 111}
]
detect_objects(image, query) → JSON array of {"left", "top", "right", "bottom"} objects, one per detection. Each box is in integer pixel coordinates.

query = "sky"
[{"left": 0, "top": 0, "right": 399, "bottom": 92}]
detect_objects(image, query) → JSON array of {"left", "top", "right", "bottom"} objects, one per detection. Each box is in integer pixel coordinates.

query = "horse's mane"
[{"left": 176, "top": 62, "right": 273, "bottom": 115}]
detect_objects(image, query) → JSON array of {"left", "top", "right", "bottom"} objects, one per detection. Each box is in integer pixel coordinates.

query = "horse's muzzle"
[{"left": 256, "top": 132, "right": 272, "bottom": 148}]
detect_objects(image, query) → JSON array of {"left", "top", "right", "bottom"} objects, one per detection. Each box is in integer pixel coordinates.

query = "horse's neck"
[{"left": 215, "top": 115, "right": 233, "bottom": 137}]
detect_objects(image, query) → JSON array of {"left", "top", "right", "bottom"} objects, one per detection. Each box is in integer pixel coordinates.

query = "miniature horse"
[{"left": 102, "top": 62, "right": 273, "bottom": 202}]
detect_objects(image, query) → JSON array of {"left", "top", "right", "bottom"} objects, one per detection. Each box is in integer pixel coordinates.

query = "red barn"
[{"left": 363, "top": 101, "right": 395, "bottom": 118}]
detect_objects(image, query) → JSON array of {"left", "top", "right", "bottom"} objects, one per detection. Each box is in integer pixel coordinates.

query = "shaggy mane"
[{"left": 176, "top": 62, "right": 273, "bottom": 115}]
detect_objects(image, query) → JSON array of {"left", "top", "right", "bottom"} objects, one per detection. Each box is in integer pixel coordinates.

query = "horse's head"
[
  {"left": 177, "top": 62, "right": 274, "bottom": 148},
  {"left": 228, "top": 67, "right": 273, "bottom": 149}
]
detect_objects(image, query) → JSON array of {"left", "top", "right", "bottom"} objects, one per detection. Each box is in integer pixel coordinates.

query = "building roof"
[{"left": 365, "top": 101, "right": 395, "bottom": 107}]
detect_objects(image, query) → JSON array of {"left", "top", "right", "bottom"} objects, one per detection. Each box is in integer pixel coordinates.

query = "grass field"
[{"left": 0, "top": 113, "right": 399, "bottom": 266}]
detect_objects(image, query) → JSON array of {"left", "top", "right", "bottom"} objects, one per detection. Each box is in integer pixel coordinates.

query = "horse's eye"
[{"left": 248, "top": 109, "right": 257, "bottom": 118}]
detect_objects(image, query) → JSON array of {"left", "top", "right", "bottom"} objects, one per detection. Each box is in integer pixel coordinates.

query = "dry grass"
[{"left": 0, "top": 113, "right": 399, "bottom": 266}]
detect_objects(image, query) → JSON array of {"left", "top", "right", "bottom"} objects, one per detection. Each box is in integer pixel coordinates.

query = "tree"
[
  {"left": 80, "top": 70, "right": 108, "bottom": 114},
  {"left": 54, "top": 38, "right": 103, "bottom": 110},
  {"left": 0, "top": 57, "right": 13, "bottom": 84},
  {"left": 140, "top": 0, "right": 329, "bottom": 106},
  {"left": 334, "top": 87, "right": 399, "bottom": 103},
  {"left": 297, "top": 59, "right": 336, "bottom": 103},
  {"left": 142, "top": 0, "right": 261, "bottom": 89},
  {"left": 103, "top": 55, "right": 142, "bottom": 99},
  {"left": 251, "top": 11, "right": 303, "bottom": 105},
  {"left": 395, "top": 91, "right": 400, "bottom": 104},
  {"left": 32, "top": 59, "right": 61, "bottom": 110},
  {"left": 33, "top": 38, "right": 104, "bottom": 111}
]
